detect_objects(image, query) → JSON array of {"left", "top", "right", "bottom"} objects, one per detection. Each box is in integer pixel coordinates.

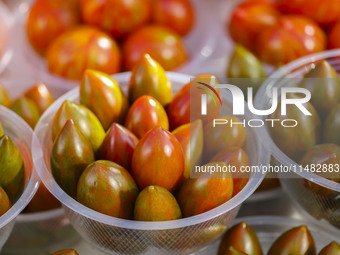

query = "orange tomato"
[
  {"left": 153, "top": 0, "right": 194, "bottom": 36},
  {"left": 27, "top": 0, "right": 80, "bottom": 55},
  {"left": 80, "top": 0, "right": 151, "bottom": 39},
  {"left": 46, "top": 26, "right": 121, "bottom": 80},
  {"left": 122, "top": 25, "right": 188, "bottom": 71}
]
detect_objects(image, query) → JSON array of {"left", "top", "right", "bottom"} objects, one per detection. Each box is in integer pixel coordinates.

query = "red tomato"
[
  {"left": 153, "top": 0, "right": 194, "bottom": 36},
  {"left": 167, "top": 75, "right": 220, "bottom": 130},
  {"left": 122, "top": 25, "right": 189, "bottom": 71},
  {"left": 329, "top": 21, "right": 340, "bottom": 49},
  {"left": 210, "top": 147, "right": 250, "bottom": 197},
  {"left": 131, "top": 126, "right": 184, "bottom": 192},
  {"left": 279, "top": 0, "right": 340, "bottom": 26},
  {"left": 80, "top": 0, "right": 151, "bottom": 39},
  {"left": 257, "top": 15, "right": 326, "bottom": 66},
  {"left": 46, "top": 26, "right": 121, "bottom": 80},
  {"left": 229, "top": 0, "right": 279, "bottom": 53},
  {"left": 27, "top": 0, "right": 81, "bottom": 55}
]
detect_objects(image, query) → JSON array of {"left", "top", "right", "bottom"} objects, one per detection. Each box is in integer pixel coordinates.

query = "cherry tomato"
[
  {"left": 27, "top": 0, "right": 80, "bottom": 55},
  {"left": 80, "top": 0, "right": 151, "bottom": 39},
  {"left": 122, "top": 25, "right": 188, "bottom": 71},
  {"left": 279, "top": 0, "right": 340, "bottom": 26},
  {"left": 229, "top": 0, "right": 279, "bottom": 53},
  {"left": 257, "top": 15, "right": 326, "bottom": 66},
  {"left": 153, "top": 0, "right": 194, "bottom": 36},
  {"left": 46, "top": 26, "right": 121, "bottom": 80}
]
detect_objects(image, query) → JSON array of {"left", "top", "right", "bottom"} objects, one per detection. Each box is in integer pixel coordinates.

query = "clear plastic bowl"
[
  {"left": 0, "top": 1, "right": 14, "bottom": 74},
  {"left": 13, "top": 0, "right": 218, "bottom": 92},
  {"left": 33, "top": 71, "right": 267, "bottom": 255},
  {"left": 255, "top": 49, "right": 340, "bottom": 229},
  {"left": 208, "top": 216, "right": 340, "bottom": 254},
  {"left": 0, "top": 105, "right": 39, "bottom": 251},
  {"left": 0, "top": 80, "right": 80, "bottom": 254}
]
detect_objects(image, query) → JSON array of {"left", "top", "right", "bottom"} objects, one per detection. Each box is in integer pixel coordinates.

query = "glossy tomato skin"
[
  {"left": 98, "top": 123, "right": 139, "bottom": 171},
  {"left": 77, "top": 160, "right": 139, "bottom": 219},
  {"left": 131, "top": 126, "right": 184, "bottom": 192},
  {"left": 133, "top": 185, "right": 182, "bottom": 221},
  {"left": 210, "top": 147, "right": 250, "bottom": 197},
  {"left": 128, "top": 54, "right": 172, "bottom": 106},
  {"left": 167, "top": 82, "right": 190, "bottom": 130},
  {"left": 218, "top": 222, "right": 262, "bottom": 255},
  {"left": 279, "top": 0, "right": 340, "bottom": 26},
  {"left": 167, "top": 75, "right": 220, "bottom": 130},
  {"left": 125, "top": 95, "right": 169, "bottom": 139},
  {"left": 80, "top": 70, "right": 123, "bottom": 130},
  {"left": 24, "top": 82, "right": 54, "bottom": 114},
  {"left": 203, "top": 116, "right": 247, "bottom": 161},
  {"left": 153, "top": 0, "right": 194, "bottom": 36},
  {"left": 122, "top": 25, "right": 188, "bottom": 71},
  {"left": 27, "top": 0, "right": 81, "bottom": 55},
  {"left": 268, "top": 226, "right": 316, "bottom": 255},
  {"left": 257, "top": 15, "right": 326, "bottom": 66},
  {"left": 328, "top": 21, "right": 340, "bottom": 49},
  {"left": 80, "top": 0, "right": 151, "bottom": 39},
  {"left": 46, "top": 26, "right": 121, "bottom": 80},
  {"left": 177, "top": 163, "right": 233, "bottom": 217},
  {"left": 172, "top": 119, "right": 203, "bottom": 180},
  {"left": 229, "top": 0, "right": 279, "bottom": 53}
]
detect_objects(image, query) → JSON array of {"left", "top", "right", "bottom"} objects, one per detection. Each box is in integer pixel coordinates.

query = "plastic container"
[
  {"left": 207, "top": 216, "right": 340, "bottom": 254},
  {"left": 13, "top": 0, "right": 218, "bottom": 92},
  {"left": 255, "top": 49, "right": 340, "bottom": 229},
  {"left": 0, "top": 1, "right": 13, "bottom": 74},
  {"left": 0, "top": 80, "right": 80, "bottom": 255},
  {"left": 0, "top": 105, "right": 39, "bottom": 251},
  {"left": 33, "top": 71, "right": 267, "bottom": 255}
]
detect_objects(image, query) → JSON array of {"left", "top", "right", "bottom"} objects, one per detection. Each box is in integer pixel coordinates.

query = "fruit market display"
[
  {"left": 217, "top": 222, "right": 339, "bottom": 255},
  {"left": 48, "top": 55, "right": 251, "bottom": 221},
  {"left": 26, "top": 0, "right": 193, "bottom": 80},
  {"left": 0, "top": 82, "right": 61, "bottom": 213},
  {"left": 228, "top": 0, "right": 340, "bottom": 67},
  {"left": 2, "top": 0, "right": 340, "bottom": 253}
]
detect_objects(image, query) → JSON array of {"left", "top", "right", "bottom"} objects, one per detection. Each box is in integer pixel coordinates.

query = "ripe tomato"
[
  {"left": 46, "top": 26, "right": 121, "bottom": 80},
  {"left": 328, "top": 21, "right": 340, "bottom": 49},
  {"left": 122, "top": 25, "right": 188, "bottom": 71},
  {"left": 229, "top": 0, "right": 279, "bottom": 52},
  {"left": 279, "top": 0, "right": 340, "bottom": 26},
  {"left": 80, "top": 0, "right": 151, "bottom": 39},
  {"left": 257, "top": 15, "right": 326, "bottom": 66},
  {"left": 27, "top": 0, "right": 80, "bottom": 55},
  {"left": 152, "top": 0, "right": 194, "bottom": 36}
]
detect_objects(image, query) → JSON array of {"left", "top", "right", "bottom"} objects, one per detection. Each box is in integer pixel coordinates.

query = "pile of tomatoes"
[
  {"left": 26, "top": 0, "right": 194, "bottom": 80},
  {"left": 229, "top": 0, "right": 340, "bottom": 66},
  {"left": 48, "top": 55, "right": 251, "bottom": 221}
]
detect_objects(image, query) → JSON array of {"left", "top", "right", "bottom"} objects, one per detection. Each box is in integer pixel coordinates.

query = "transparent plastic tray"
[
  {"left": 255, "top": 49, "right": 340, "bottom": 229},
  {"left": 33, "top": 71, "right": 267, "bottom": 255},
  {"left": 0, "top": 80, "right": 79, "bottom": 254},
  {"left": 0, "top": 105, "right": 39, "bottom": 251}
]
